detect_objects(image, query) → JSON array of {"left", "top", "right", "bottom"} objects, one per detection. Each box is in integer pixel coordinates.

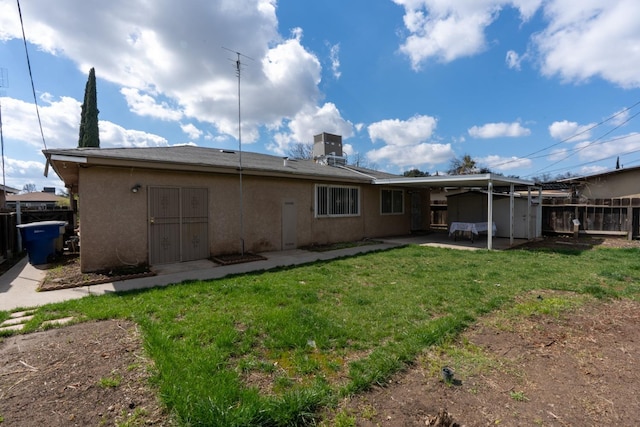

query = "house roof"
[
  {"left": 43, "top": 146, "right": 399, "bottom": 189},
  {"left": 6, "top": 191, "right": 66, "bottom": 203},
  {"left": 0, "top": 184, "right": 21, "bottom": 194},
  {"left": 557, "top": 165, "right": 640, "bottom": 183}
]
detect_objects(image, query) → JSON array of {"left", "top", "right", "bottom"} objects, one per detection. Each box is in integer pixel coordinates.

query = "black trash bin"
[{"left": 17, "top": 221, "right": 67, "bottom": 265}]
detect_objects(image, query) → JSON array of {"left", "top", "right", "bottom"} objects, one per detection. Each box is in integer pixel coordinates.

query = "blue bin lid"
[{"left": 17, "top": 220, "right": 67, "bottom": 229}]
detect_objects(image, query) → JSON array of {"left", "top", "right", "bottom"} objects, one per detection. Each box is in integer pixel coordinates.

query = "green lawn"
[{"left": 4, "top": 244, "right": 640, "bottom": 426}]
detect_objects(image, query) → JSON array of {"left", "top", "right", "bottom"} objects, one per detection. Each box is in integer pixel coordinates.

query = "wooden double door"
[{"left": 149, "top": 187, "right": 209, "bottom": 265}]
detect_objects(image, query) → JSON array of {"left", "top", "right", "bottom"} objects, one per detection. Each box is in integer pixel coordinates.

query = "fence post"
[{"left": 16, "top": 201, "right": 22, "bottom": 252}]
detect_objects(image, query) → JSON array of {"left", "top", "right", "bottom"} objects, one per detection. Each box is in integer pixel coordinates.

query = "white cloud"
[
  {"left": 180, "top": 123, "right": 203, "bottom": 140},
  {"left": 548, "top": 120, "right": 593, "bottom": 142},
  {"left": 392, "top": 0, "right": 543, "bottom": 68},
  {"left": 392, "top": 1, "right": 640, "bottom": 88},
  {"left": 0, "top": 0, "right": 338, "bottom": 144},
  {"left": 328, "top": 42, "right": 341, "bottom": 79},
  {"left": 579, "top": 165, "right": 609, "bottom": 175},
  {"left": 1, "top": 94, "right": 81, "bottom": 150},
  {"left": 533, "top": 0, "right": 640, "bottom": 88},
  {"left": 366, "top": 114, "right": 452, "bottom": 168},
  {"left": 610, "top": 108, "right": 631, "bottom": 127},
  {"left": 1, "top": 93, "right": 170, "bottom": 151},
  {"left": 548, "top": 147, "right": 568, "bottom": 161},
  {"left": 479, "top": 154, "right": 532, "bottom": 171},
  {"left": 268, "top": 102, "right": 354, "bottom": 155},
  {"left": 368, "top": 115, "right": 438, "bottom": 146},
  {"left": 468, "top": 122, "right": 531, "bottom": 139},
  {"left": 367, "top": 142, "right": 453, "bottom": 168},
  {"left": 120, "top": 88, "right": 183, "bottom": 121},
  {"left": 99, "top": 121, "right": 169, "bottom": 148},
  {"left": 505, "top": 50, "right": 522, "bottom": 70},
  {"left": 575, "top": 132, "right": 640, "bottom": 162}
]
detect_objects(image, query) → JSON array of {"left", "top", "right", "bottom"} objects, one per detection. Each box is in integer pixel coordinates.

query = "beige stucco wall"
[{"left": 77, "top": 166, "right": 417, "bottom": 272}]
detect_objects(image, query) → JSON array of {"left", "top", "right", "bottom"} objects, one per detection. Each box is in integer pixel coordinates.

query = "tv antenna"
[
  {"left": 0, "top": 68, "right": 8, "bottom": 207},
  {"left": 222, "top": 47, "right": 253, "bottom": 255}
]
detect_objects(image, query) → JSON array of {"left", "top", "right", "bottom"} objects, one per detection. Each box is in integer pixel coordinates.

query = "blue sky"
[{"left": 1, "top": 0, "right": 640, "bottom": 192}]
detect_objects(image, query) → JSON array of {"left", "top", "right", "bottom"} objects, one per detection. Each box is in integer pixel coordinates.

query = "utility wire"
[
  {"left": 491, "top": 99, "right": 640, "bottom": 170},
  {"left": 526, "top": 132, "right": 640, "bottom": 177},
  {"left": 530, "top": 109, "right": 640, "bottom": 176},
  {"left": 16, "top": 0, "right": 47, "bottom": 151},
  {"left": 523, "top": 129, "right": 640, "bottom": 164},
  {"left": 534, "top": 145, "right": 640, "bottom": 178}
]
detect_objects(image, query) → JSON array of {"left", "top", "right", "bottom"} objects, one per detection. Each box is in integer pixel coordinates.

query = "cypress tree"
[{"left": 78, "top": 67, "right": 100, "bottom": 148}]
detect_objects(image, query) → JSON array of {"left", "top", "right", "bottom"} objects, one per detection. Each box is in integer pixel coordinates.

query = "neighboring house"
[
  {"left": 6, "top": 191, "right": 67, "bottom": 210},
  {"left": 542, "top": 166, "right": 640, "bottom": 239},
  {"left": 429, "top": 188, "right": 448, "bottom": 229},
  {"left": 0, "top": 184, "right": 21, "bottom": 208},
  {"left": 43, "top": 134, "right": 431, "bottom": 272}
]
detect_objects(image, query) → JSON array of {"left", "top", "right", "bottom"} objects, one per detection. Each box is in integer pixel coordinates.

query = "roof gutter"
[{"left": 50, "top": 154, "right": 88, "bottom": 164}]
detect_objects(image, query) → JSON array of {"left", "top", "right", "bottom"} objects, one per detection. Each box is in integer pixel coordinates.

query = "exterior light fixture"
[{"left": 131, "top": 184, "right": 142, "bottom": 193}]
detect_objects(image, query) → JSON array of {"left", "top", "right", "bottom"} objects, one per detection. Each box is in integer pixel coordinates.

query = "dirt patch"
[
  {"left": 516, "top": 234, "right": 640, "bottom": 251},
  {"left": 211, "top": 252, "right": 267, "bottom": 265},
  {"left": 335, "top": 295, "right": 640, "bottom": 426},
  {"left": 39, "top": 255, "right": 155, "bottom": 291},
  {"left": 301, "top": 239, "right": 382, "bottom": 252},
  {"left": 0, "top": 320, "right": 174, "bottom": 426}
]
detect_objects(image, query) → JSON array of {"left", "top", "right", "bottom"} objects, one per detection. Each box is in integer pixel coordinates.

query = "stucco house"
[
  {"left": 43, "top": 134, "right": 431, "bottom": 272},
  {"left": 542, "top": 166, "right": 640, "bottom": 239}
]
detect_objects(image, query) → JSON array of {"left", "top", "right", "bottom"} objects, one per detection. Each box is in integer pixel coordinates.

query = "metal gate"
[{"left": 149, "top": 187, "right": 209, "bottom": 265}]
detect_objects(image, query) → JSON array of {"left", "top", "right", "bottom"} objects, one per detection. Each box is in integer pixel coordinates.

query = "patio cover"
[{"left": 373, "top": 173, "right": 539, "bottom": 249}]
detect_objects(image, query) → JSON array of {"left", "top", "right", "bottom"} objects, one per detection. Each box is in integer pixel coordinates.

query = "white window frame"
[
  {"left": 380, "top": 188, "right": 404, "bottom": 215},
  {"left": 315, "top": 184, "right": 361, "bottom": 217}
]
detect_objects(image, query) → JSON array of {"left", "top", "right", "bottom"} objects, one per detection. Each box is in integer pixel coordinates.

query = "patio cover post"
[
  {"left": 487, "top": 181, "right": 493, "bottom": 250},
  {"left": 510, "top": 183, "right": 515, "bottom": 246}
]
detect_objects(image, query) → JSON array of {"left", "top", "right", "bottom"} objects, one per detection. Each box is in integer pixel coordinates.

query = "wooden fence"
[
  {"left": 0, "top": 209, "right": 76, "bottom": 261},
  {"left": 541, "top": 197, "right": 640, "bottom": 238}
]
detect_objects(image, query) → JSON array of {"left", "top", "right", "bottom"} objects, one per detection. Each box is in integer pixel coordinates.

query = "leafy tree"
[
  {"left": 78, "top": 67, "right": 100, "bottom": 148},
  {"left": 403, "top": 169, "right": 430, "bottom": 177},
  {"left": 448, "top": 154, "right": 479, "bottom": 175}
]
